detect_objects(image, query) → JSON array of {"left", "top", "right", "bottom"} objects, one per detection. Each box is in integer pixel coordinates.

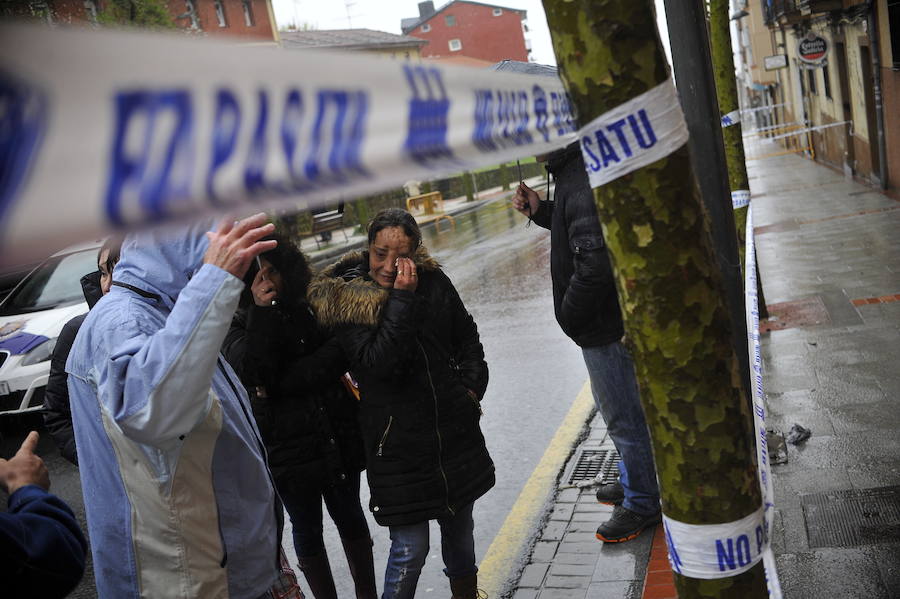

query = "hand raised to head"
[
  {"left": 0, "top": 431, "right": 50, "bottom": 495},
  {"left": 204, "top": 213, "right": 277, "bottom": 280},
  {"left": 393, "top": 257, "right": 418, "bottom": 292}
]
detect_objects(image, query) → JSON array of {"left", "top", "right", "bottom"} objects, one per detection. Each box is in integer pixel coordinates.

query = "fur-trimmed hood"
[{"left": 308, "top": 246, "right": 440, "bottom": 330}]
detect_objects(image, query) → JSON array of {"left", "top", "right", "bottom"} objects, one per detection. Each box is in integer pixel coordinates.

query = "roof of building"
[
  {"left": 426, "top": 55, "right": 496, "bottom": 68},
  {"left": 402, "top": 1, "right": 527, "bottom": 34},
  {"left": 491, "top": 60, "right": 557, "bottom": 77},
  {"left": 280, "top": 28, "right": 427, "bottom": 51}
]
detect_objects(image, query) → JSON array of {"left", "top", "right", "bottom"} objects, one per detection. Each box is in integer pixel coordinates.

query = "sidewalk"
[
  {"left": 301, "top": 175, "right": 547, "bottom": 267},
  {"left": 509, "top": 144, "right": 900, "bottom": 598}
]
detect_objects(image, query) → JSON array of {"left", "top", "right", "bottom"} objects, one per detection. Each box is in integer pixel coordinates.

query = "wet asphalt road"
[{"left": 0, "top": 197, "right": 592, "bottom": 597}]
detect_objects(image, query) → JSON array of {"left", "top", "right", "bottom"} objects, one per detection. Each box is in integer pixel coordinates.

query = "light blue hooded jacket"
[{"left": 66, "top": 223, "right": 279, "bottom": 598}]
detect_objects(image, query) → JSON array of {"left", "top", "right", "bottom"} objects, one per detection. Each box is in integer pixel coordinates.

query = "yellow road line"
[{"left": 478, "top": 381, "right": 595, "bottom": 596}]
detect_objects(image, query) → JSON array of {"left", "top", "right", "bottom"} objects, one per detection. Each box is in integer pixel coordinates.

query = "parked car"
[
  {"left": 0, "top": 241, "right": 101, "bottom": 415},
  {"left": 0, "top": 260, "right": 42, "bottom": 304}
]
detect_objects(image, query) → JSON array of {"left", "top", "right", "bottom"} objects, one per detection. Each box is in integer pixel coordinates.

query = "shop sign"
[
  {"left": 764, "top": 54, "right": 788, "bottom": 70},
  {"left": 798, "top": 34, "right": 828, "bottom": 65}
]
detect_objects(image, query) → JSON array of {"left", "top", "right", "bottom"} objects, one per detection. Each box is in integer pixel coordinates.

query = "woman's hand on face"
[
  {"left": 251, "top": 265, "right": 278, "bottom": 307},
  {"left": 393, "top": 257, "right": 418, "bottom": 292}
]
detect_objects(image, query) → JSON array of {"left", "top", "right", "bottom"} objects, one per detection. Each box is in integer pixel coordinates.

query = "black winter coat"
[
  {"left": 43, "top": 271, "right": 103, "bottom": 465},
  {"left": 531, "top": 144, "right": 625, "bottom": 348},
  {"left": 222, "top": 302, "right": 365, "bottom": 491},
  {"left": 308, "top": 249, "right": 494, "bottom": 527}
]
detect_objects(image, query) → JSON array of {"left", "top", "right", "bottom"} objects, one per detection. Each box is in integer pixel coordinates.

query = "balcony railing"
[
  {"left": 763, "top": 0, "right": 803, "bottom": 26},
  {"left": 798, "top": 0, "right": 843, "bottom": 14}
]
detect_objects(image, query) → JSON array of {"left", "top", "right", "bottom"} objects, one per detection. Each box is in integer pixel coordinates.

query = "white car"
[{"left": 0, "top": 241, "right": 101, "bottom": 415}]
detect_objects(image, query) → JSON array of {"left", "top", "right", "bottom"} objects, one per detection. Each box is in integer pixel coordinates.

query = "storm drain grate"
[
  {"left": 567, "top": 449, "right": 620, "bottom": 485},
  {"left": 801, "top": 486, "right": 900, "bottom": 548}
]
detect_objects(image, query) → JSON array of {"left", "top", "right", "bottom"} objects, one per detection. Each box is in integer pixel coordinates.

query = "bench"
[
  {"left": 308, "top": 207, "right": 348, "bottom": 249},
  {"left": 406, "top": 191, "right": 443, "bottom": 215}
]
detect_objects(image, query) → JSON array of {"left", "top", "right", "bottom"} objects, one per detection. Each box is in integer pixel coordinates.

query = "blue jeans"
[
  {"left": 278, "top": 472, "right": 370, "bottom": 559},
  {"left": 582, "top": 341, "right": 660, "bottom": 516},
  {"left": 382, "top": 502, "right": 477, "bottom": 599}
]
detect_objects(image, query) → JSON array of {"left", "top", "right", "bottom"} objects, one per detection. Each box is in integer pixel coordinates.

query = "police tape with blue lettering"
[
  {"left": 576, "top": 78, "right": 689, "bottom": 189},
  {"left": 0, "top": 24, "right": 578, "bottom": 265}
]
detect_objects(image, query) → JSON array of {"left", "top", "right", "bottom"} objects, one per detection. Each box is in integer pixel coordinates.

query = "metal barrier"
[{"left": 406, "top": 191, "right": 443, "bottom": 214}]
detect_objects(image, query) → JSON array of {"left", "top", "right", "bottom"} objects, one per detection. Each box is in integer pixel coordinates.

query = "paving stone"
[
  {"left": 772, "top": 467, "right": 853, "bottom": 509},
  {"left": 530, "top": 541, "right": 559, "bottom": 563},
  {"left": 513, "top": 589, "right": 540, "bottom": 599},
  {"left": 540, "top": 520, "right": 569, "bottom": 542},
  {"left": 826, "top": 402, "right": 900, "bottom": 433},
  {"left": 779, "top": 506, "right": 810, "bottom": 554},
  {"left": 591, "top": 545, "right": 642, "bottom": 581},
  {"left": 863, "top": 545, "right": 900, "bottom": 595},
  {"left": 550, "top": 503, "right": 575, "bottom": 521},
  {"left": 548, "top": 563, "right": 597, "bottom": 577},
  {"left": 557, "top": 488, "right": 580, "bottom": 504},
  {"left": 846, "top": 460, "right": 900, "bottom": 488},
  {"left": 560, "top": 531, "right": 599, "bottom": 544},
  {"left": 567, "top": 520, "right": 602, "bottom": 533},
  {"left": 518, "top": 563, "right": 550, "bottom": 588},
  {"left": 556, "top": 541, "right": 604, "bottom": 555},
  {"left": 543, "top": 574, "right": 593, "bottom": 589},
  {"left": 552, "top": 552, "right": 602, "bottom": 566},
  {"left": 776, "top": 548, "right": 893, "bottom": 599},
  {"left": 769, "top": 509, "right": 786, "bottom": 554},
  {"left": 584, "top": 581, "right": 639, "bottom": 599},
  {"left": 574, "top": 503, "right": 610, "bottom": 514},
  {"left": 537, "top": 588, "right": 588, "bottom": 599}
]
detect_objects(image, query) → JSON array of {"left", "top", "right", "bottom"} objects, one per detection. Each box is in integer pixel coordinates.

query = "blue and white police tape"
[
  {"left": 721, "top": 109, "right": 741, "bottom": 128},
  {"left": 577, "top": 78, "right": 689, "bottom": 189},
  {"left": 0, "top": 24, "right": 578, "bottom": 266},
  {"left": 745, "top": 204, "right": 783, "bottom": 598},
  {"left": 732, "top": 190, "right": 751, "bottom": 209},
  {"left": 662, "top": 507, "right": 767, "bottom": 578},
  {"left": 740, "top": 103, "right": 787, "bottom": 116},
  {"left": 766, "top": 120, "right": 851, "bottom": 142}
]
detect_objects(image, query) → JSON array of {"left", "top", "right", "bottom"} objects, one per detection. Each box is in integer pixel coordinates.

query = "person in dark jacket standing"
[
  {"left": 308, "top": 209, "right": 494, "bottom": 599},
  {"left": 1, "top": 431, "right": 87, "bottom": 598},
  {"left": 43, "top": 237, "right": 121, "bottom": 465},
  {"left": 513, "top": 142, "right": 661, "bottom": 542},
  {"left": 222, "top": 235, "right": 375, "bottom": 599}
]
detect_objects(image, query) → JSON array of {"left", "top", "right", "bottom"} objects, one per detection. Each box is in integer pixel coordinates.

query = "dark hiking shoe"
[
  {"left": 595, "top": 481, "right": 625, "bottom": 506},
  {"left": 595, "top": 505, "right": 661, "bottom": 543}
]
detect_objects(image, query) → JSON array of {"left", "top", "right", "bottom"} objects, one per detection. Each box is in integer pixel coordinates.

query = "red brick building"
[
  {"left": 4, "top": 0, "right": 278, "bottom": 43},
  {"left": 401, "top": 0, "right": 529, "bottom": 63}
]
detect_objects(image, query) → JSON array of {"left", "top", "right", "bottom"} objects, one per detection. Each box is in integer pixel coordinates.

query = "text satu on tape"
[
  {"left": 0, "top": 24, "right": 578, "bottom": 266},
  {"left": 576, "top": 78, "right": 689, "bottom": 189}
]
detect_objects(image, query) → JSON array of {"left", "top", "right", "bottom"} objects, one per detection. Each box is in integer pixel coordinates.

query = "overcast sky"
[{"left": 270, "top": 0, "right": 670, "bottom": 68}]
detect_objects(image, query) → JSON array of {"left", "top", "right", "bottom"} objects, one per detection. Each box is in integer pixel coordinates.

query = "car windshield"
[{"left": 0, "top": 250, "right": 97, "bottom": 316}]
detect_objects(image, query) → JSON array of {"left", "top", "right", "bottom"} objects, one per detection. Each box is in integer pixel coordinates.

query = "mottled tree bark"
[
  {"left": 708, "top": 0, "right": 768, "bottom": 318},
  {"left": 542, "top": 1, "right": 767, "bottom": 596}
]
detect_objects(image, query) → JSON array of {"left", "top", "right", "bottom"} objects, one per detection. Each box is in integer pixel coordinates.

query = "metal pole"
[
  {"left": 867, "top": 0, "right": 889, "bottom": 190},
  {"left": 662, "top": 0, "right": 752, "bottom": 401}
]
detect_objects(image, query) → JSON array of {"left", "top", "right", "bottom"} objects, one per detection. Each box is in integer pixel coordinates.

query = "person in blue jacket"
[
  {"left": 66, "top": 213, "right": 283, "bottom": 599},
  {"left": 1, "top": 430, "right": 87, "bottom": 598}
]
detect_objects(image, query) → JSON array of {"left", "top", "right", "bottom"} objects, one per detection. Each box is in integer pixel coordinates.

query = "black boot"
[
  {"left": 297, "top": 552, "right": 338, "bottom": 599},
  {"left": 449, "top": 574, "right": 486, "bottom": 599},
  {"left": 340, "top": 536, "right": 378, "bottom": 599}
]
